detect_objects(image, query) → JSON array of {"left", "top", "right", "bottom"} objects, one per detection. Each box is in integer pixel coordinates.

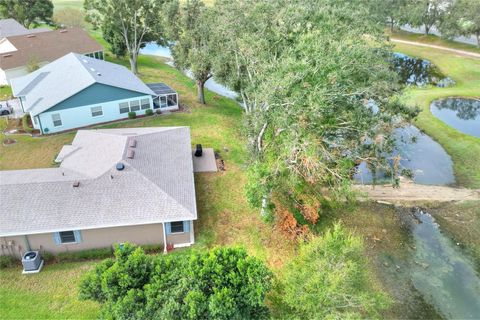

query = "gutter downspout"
[
  {"left": 23, "top": 235, "right": 31, "bottom": 251},
  {"left": 162, "top": 223, "right": 167, "bottom": 254},
  {"left": 37, "top": 115, "right": 43, "bottom": 134}
]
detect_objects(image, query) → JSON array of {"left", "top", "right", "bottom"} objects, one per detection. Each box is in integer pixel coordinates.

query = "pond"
[
  {"left": 398, "top": 208, "right": 480, "bottom": 319},
  {"left": 393, "top": 52, "right": 454, "bottom": 87},
  {"left": 140, "top": 43, "right": 238, "bottom": 99},
  {"left": 430, "top": 98, "right": 480, "bottom": 138},
  {"left": 354, "top": 125, "right": 455, "bottom": 185}
]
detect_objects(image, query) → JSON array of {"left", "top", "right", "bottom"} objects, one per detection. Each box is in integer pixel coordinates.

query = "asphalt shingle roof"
[
  {"left": 0, "top": 127, "right": 197, "bottom": 236},
  {"left": 0, "top": 19, "right": 49, "bottom": 38},
  {"left": 10, "top": 53, "right": 155, "bottom": 116}
]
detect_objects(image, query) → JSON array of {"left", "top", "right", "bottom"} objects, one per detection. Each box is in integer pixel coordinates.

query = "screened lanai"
[{"left": 147, "top": 83, "right": 179, "bottom": 111}]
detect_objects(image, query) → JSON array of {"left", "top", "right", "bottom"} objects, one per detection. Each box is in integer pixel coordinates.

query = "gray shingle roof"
[
  {"left": 0, "top": 19, "right": 50, "bottom": 37},
  {"left": 10, "top": 53, "right": 155, "bottom": 116},
  {"left": 0, "top": 127, "right": 197, "bottom": 236}
]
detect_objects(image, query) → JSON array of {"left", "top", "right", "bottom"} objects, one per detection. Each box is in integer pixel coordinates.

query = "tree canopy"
[
  {"left": 79, "top": 244, "right": 272, "bottom": 319},
  {"left": 165, "top": 0, "right": 214, "bottom": 104},
  {"left": 440, "top": 0, "right": 480, "bottom": 47},
  {"left": 84, "top": 0, "right": 166, "bottom": 74},
  {"left": 210, "top": 0, "right": 417, "bottom": 221},
  {"left": 0, "top": 0, "right": 53, "bottom": 28}
]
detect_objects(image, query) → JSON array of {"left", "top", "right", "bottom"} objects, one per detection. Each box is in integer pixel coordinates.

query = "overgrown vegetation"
[
  {"left": 79, "top": 243, "right": 273, "bottom": 319},
  {"left": 274, "top": 224, "right": 390, "bottom": 319}
]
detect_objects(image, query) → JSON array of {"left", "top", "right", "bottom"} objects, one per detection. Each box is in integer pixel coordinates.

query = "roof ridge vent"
[
  {"left": 127, "top": 149, "right": 135, "bottom": 159},
  {"left": 128, "top": 139, "right": 137, "bottom": 148}
]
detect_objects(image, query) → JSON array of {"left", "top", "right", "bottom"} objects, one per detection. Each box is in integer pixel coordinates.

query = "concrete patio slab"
[{"left": 192, "top": 148, "right": 217, "bottom": 172}]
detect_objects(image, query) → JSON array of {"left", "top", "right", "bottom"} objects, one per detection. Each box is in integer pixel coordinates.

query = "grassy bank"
[{"left": 392, "top": 37, "right": 480, "bottom": 188}]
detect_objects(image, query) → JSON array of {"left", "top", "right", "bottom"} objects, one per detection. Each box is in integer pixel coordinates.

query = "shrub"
[
  {"left": 140, "top": 244, "right": 162, "bottom": 254},
  {"left": 128, "top": 111, "right": 136, "bottom": 119},
  {"left": 56, "top": 247, "right": 113, "bottom": 262},
  {"left": 0, "top": 255, "right": 18, "bottom": 269},
  {"left": 155, "top": 109, "right": 162, "bottom": 115},
  {"left": 279, "top": 223, "right": 390, "bottom": 319},
  {"left": 79, "top": 244, "right": 272, "bottom": 319},
  {"left": 145, "top": 109, "right": 153, "bottom": 116},
  {"left": 22, "top": 114, "right": 33, "bottom": 133}
]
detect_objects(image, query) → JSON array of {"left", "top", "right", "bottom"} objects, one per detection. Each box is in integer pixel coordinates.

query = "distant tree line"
[{"left": 374, "top": 0, "right": 480, "bottom": 47}]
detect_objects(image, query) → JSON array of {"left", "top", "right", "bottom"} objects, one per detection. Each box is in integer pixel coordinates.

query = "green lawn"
[
  {"left": 393, "top": 41, "right": 480, "bottom": 188},
  {"left": 51, "top": 0, "right": 84, "bottom": 11},
  {"left": 0, "top": 262, "right": 100, "bottom": 319}
]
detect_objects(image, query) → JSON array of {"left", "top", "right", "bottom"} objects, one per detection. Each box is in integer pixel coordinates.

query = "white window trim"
[
  {"left": 91, "top": 106, "right": 103, "bottom": 118},
  {"left": 59, "top": 231, "right": 78, "bottom": 244},
  {"left": 129, "top": 100, "right": 140, "bottom": 112},
  {"left": 119, "top": 102, "right": 130, "bottom": 114}
]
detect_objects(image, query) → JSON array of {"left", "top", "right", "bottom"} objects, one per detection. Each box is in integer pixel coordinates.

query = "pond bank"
[
  {"left": 324, "top": 202, "right": 480, "bottom": 319},
  {"left": 355, "top": 180, "right": 480, "bottom": 202}
]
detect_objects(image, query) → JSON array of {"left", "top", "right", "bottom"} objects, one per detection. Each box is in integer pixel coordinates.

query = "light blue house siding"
[{"left": 32, "top": 83, "right": 153, "bottom": 134}]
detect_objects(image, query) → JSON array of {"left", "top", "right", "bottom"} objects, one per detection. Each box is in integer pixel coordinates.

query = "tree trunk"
[
  {"left": 129, "top": 53, "right": 138, "bottom": 75},
  {"left": 425, "top": 24, "right": 430, "bottom": 36},
  {"left": 197, "top": 80, "right": 206, "bottom": 104},
  {"left": 390, "top": 19, "right": 394, "bottom": 33}
]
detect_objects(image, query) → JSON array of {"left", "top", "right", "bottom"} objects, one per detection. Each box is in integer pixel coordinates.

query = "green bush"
[
  {"left": 279, "top": 223, "right": 390, "bottom": 318},
  {"left": 79, "top": 244, "right": 272, "bottom": 319},
  {"left": 0, "top": 255, "right": 18, "bottom": 269},
  {"left": 22, "top": 114, "right": 33, "bottom": 133},
  {"left": 41, "top": 251, "right": 55, "bottom": 262},
  {"left": 128, "top": 111, "right": 136, "bottom": 119},
  {"left": 56, "top": 247, "right": 113, "bottom": 262},
  {"left": 140, "top": 244, "right": 162, "bottom": 254},
  {"left": 145, "top": 109, "right": 153, "bottom": 116}
]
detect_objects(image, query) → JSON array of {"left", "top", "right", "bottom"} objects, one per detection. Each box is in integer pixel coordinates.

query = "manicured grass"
[
  {"left": 0, "top": 85, "right": 12, "bottom": 101},
  {"left": 51, "top": 0, "right": 84, "bottom": 11},
  {"left": 0, "top": 262, "right": 100, "bottom": 319},
  {"left": 389, "top": 29, "right": 480, "bottom": 53},
  {"left": 392, "top": 41, "right": 480, "bottom": 188}
]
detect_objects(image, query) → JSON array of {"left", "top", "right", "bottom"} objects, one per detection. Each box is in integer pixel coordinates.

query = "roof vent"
[
  {"left": 127, "top": 149, "right": 135, "bottom": 159},
  {"left": 73, "top": 181, "right": 80, "bottom": 188},
  {"left": 129, "top": 139, "right": 137, "bottom": 148},
  {"left": 82, "top": 59, "right": 88, "bottom": 63},
  {"left": 59, "top": 30, "right": 67, "bottom": 33},
  {"left": 96, "top": 72, "right": 102, "bottom": 76},
  {"left": 116, "top": 162, "right": 125, "bottom": 171},
  {"left": 26, "top": 34, "right": 36, "bottom": 38},
  {"left": 90, "top": 67, "right": 95, "bottom": 72},
  {"left": 2, "top": 54, "right": 12, "bottom": 58}
]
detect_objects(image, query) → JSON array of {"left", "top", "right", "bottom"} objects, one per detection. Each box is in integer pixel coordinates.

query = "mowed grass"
[
  {"left": 392, "top": 40, "right": 480, "bottom": 188},
  {"left": 51, "top": 0, "right": 84, "bottom": 11},
  {"left": 0, "top": 53, "right": 294, "bottom": 318},
  {"left": 0, "top": 262, "right": 100, "bottom": 319}
]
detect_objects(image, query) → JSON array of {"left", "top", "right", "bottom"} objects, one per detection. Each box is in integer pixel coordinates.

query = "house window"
[
  {"left": 53, "top": 230, "right": 82, "bottom": 245},
  {"left": 140, "top": 98, "right": 150, "bottom": 110},
  {"left": 170, "top": 221, "right": 184, "bottom": 233},
  {"left": 119, "top": 102, "right": 129, "bottom": 114},
  {"left": 51, "top": 113, "right": 62, "bottom": 127},
  {"left": 130, "top": 100, "right": 140, "bottom": 112},
  {"left": 91, "top": 106, "right": 103, "bottom": 117},
  {"left": 160, "top": 96, "right": 167, "bottom": 108},
  {"left": 33, "top": 116, "right": 38, "bottom": 125},
  {"left": 167, "top": 94, "right": 177, "bottom": 107}
]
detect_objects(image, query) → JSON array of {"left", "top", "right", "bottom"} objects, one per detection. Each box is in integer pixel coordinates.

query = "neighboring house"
[
  {"left": 10, "top": 53, "right": 179, "bottom": 134},
  {"left": 0, "top": 127, "right": 197, "bottom": 256},
  {"left": 0, "top": 26, "right": 103, "bottom": 85},
  {"left": 0, "top": 18, "right": 50, "bottom": 38}
]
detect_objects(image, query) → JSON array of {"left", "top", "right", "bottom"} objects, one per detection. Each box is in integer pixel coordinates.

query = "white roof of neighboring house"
[
  {"left": 0, "top": 127, "right": 197, "bottom": 237},
  {"left": 0, "top": 18, "right": 50, "bottom": 38},
  {"left": 10, "top": 52, "right": 155, "bottom": 116}
]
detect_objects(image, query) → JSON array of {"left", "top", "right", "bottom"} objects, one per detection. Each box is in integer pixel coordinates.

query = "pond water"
[
  {"left": 140, "top": 43, "right": 238, "bottom": 99},
  {"left": 354, "top": 125, "right": 455, "bottom": 185},
  {"left": 430, "top": 98, "right": 480, "bottom": 138},
  {"left": 406, "top": 209, "right": 480, "bottom": 319},
  {"left": 393, "top": 52, "right": 453, "bottom": 87}
]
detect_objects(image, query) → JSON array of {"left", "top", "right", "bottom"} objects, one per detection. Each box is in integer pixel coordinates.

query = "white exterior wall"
[
  {"left": 0, "top": 68, "right": 6, "bottom": 86},
  {"left": 37, "top": 95, "right": 153, "bottom": 134}
]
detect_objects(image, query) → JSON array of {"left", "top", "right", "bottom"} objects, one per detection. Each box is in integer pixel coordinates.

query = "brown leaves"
[{"left": 277, "top": 207, "right": 310, "bottom": 241}]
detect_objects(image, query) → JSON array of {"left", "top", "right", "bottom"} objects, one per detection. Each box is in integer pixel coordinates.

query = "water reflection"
[
  {"left": 354, "top": 125, "right": 455, "bottom": 185},
  {"left": 393, "top": 53, "right": 453, "bottom": 87},
  {"left": 430, "top": 98, "right": 480, "bottom": 137}
]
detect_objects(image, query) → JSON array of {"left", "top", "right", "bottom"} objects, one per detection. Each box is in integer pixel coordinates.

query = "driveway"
[{"left": 0, "top": 98, "right": 24, "bottom": 118}]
